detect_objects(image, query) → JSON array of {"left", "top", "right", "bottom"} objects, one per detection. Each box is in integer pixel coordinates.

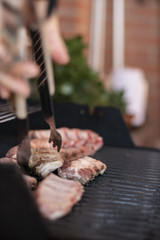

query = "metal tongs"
[
  {"left": 30, "top": 29, "right": 62, "bottom": 151},
  {"left": 29, "top": 0, "right": 62, "bottom": 152}
]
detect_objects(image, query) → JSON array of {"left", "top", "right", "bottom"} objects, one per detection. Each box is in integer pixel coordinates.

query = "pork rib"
[
  {"left": 34, "top": 173, "right": 84, "bottom": 220},
  {"left": 58, "top": 156, "right": 107, "bottom": 185},
  {"left": 29, "top": 128, "right": 103, "bottom": 151},
  {"left": 29, "top": 128, "right": 103, "bottom": 161},
  {"left": 29, "top": 148, "right": 64, "bottom": 178},
  {"left": 6, "top": 146, "right": 64, "bottom": 178},
  {"left": 6, "top": 128, "right": 104, "bottom": 178}
]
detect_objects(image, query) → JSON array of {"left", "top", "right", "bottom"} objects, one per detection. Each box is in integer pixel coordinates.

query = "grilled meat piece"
[
  {"left": 29, "top": 128, "right": 103, "bottom": 151},
  {"left": 29, "top": 148, "right": 64, "bottom": 178},
  {"left": 6, "top": 145, "right": 63, "bottom": 178},
  {"left": 60, "top": 146, "right": 90, "bottom": 162},
  {"left": 30, "top": 139, "right": 52, "bottom": 149},
  {"left": 29, "top": 129, "right": 50, "bottom": 139},
  {"left": 31, "top": 139, "right": 90, "bottom": 162},
  {"left": 58, "top": 156, "right": 107, "bottom": 185},
  {"left": 34, "top": 173, "right": 84, "bottom": 220},
  {"left": 6, "top": 128, "right": 103, "bottom": 179},
  {"left": 58, "top": 128, "right": 103, "bottom": 153}
]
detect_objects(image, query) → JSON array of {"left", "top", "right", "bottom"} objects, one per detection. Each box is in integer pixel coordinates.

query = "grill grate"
[
  {"left": 47, "top": 146, "right": 160, "bottom": 240},
  {"left": 0, "top": 100, "right": 41, "bottom": 123}
]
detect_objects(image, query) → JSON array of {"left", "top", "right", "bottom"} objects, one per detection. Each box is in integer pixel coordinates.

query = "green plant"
[{"left": 53, "top": 36, "right": 127, "bottom": 114}]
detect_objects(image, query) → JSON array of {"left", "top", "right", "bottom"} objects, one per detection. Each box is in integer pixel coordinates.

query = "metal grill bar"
[{"left": 0, "top": 102, "right": 41, "bottom": 123}]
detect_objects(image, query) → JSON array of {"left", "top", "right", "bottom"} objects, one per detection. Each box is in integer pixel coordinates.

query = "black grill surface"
[{"left": 47, "top": 146, "right": 160, "bottom": 240}]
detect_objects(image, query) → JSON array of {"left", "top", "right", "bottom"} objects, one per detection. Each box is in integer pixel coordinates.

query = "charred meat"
[
  {"left": 29, "top": 148, "right": 64, "bottom": 178},
  {"left": 6, "top": 145, "right": 64, "bottom": 178}
]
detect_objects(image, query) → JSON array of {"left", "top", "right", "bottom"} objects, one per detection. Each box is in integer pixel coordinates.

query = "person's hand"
[
  {"left": 0, "top": 40, "right": 39, "bottom": 99},
  {"left": 42, "top": 14, "right": 70, "bottom": 65},
  {"left": 0, "top": 12, "right": 69, "bottom": 100}
]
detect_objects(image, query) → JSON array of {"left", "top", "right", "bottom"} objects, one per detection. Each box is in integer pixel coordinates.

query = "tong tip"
[{"left": 49, "top": 129, "right": 62, "bottom": 152}]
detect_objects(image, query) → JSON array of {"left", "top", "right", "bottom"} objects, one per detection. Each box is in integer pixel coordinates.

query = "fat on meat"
[
  {"left": 29, "top": 148, "right": 64, "bottom": 178},
  {"left": 29, "top": 130, "right": 50, "bottom": 139},
  {"left": 30, "top": 139, "right": 52, "bottom": 149},
  {"left": 58, "top": 156, "right": 107, "bottom": 185},
  {"left": 34, "top": 173, "right": 84, "bottom": 220},
  {"left": 57, "top": 128, "right": 103, "bottom": 153}
]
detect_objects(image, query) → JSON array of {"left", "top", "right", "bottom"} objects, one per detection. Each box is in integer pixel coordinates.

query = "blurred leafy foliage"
[
  {"left": 30, "top": 36, "right": 127, "bottom": 114},
  {"left": 53, "top": 36, "right": 127, "bottom": 114}
]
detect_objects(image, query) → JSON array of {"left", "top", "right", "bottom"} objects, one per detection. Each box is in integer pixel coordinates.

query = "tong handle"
[
  {"left": 13, "top": 27, "right": 29, "bottom": 142},
  {"left": 30, "top": 29, "right": 55, "bottom": 95},
  {"left": 10, "top": 94, "right": 28, "bottom": 143},
  {"left": 12, "top": 95, "right": 27, "bottom": 119},
  {"left": 30, "top": 29, "right": 55, "bottom": 120}
]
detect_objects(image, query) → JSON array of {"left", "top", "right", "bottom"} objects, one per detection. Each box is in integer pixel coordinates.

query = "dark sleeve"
[{"left": 47, "top": 0, "right": 58, "bottom": 16}]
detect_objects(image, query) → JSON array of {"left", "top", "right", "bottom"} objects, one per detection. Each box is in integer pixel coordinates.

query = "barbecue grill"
[{"left": 0, "top": 102, "right": 160, "bottom": 240}]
